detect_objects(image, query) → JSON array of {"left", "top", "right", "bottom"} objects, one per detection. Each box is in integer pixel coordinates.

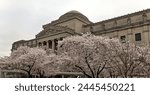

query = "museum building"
[{"left": 12, "top": 9, "right": 150, "bottom": 51}]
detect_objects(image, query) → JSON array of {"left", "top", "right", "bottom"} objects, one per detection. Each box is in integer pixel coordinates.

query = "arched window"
[
  {"left": 48, "top": 40, "right": 52, "bottom": 49},
  {"left": 38, "top": 42, "right": 42, "bottom": 47},
  {"left": 43, "top": 41, "right": 47, "bottom": 46},
  {"left": 60, "top": 37, "right": 63, "bottom": 41}
]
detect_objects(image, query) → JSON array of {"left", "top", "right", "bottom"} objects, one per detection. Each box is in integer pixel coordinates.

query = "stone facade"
[
  {"left": 84, "top": 9, "right": 150, "bottom": 45},
  {"left": 11, "top": 10, "right": 91, "bottom": 51},
  {"left": 12, "top": 9, "right": 150, "bottom": 51}
]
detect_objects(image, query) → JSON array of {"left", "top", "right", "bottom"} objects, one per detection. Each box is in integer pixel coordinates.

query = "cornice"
[
  {"left": 93, "top": 21, "right": 150, "bottom": 35},
  {"left": 84, "top": 9, "right": 150, "bottom": 27}
]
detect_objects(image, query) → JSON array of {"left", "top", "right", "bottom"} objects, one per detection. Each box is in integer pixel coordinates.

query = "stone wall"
[{"left": 83, "top": 9, "right": 150, "bottom": 45}]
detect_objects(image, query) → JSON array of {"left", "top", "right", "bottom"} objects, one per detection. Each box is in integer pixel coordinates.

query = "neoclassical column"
[
  {"left": 127, "top": 29, "right": 133, "bottom": 43},
  {"left": 143, "top": 25, "right": 149, "bottom": 45},
  {"left": 46, "top": 41, "right": 49, "bottom": 49},
  {"left": 54, "top": 39, "right": 58, "bottom": 50}
]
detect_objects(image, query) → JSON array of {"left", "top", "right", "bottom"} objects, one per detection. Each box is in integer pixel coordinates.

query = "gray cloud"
[{"left": 0, "top": 0, "right": 150, "bottom": 57}]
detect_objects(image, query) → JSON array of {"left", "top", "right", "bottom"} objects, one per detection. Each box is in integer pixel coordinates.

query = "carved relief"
[
  {"left": 142, "top": 12, "right": 147, "bottom": 22},
  {"left": 127, "top": 16, "right": 131, "bottom": 25}
]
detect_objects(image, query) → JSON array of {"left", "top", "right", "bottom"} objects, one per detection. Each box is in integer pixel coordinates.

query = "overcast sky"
[{"left": 0, "top": 0, "right": 150, "bottom": 57}]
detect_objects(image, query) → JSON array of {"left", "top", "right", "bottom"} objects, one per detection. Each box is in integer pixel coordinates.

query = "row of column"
[{"left": 38, "top": 38, "right": 63, "bottom": 50}]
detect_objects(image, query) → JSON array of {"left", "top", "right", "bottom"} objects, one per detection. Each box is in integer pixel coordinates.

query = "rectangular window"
[
  {"left": 135, "top": 33, "right": 141, "bottom": 41},
  {"left": 120, "top": 35, "right": 126, "bottom": 43}
]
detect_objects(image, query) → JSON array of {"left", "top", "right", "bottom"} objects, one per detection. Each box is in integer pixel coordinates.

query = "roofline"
[
  {"left": 53, "top": 16, "right": 92, "bottom": 25},
  {"left": 84, "top": 8, "right": 150, "bottom": 27},
  {"left": 43, "top": 16, "right": 92, "bottom": 29},
  {"left": 36, "top": 31, "right": 79, "bottom": 40},
  {"left": 12, "top": 38, "right": 37, "bottom": 45}
]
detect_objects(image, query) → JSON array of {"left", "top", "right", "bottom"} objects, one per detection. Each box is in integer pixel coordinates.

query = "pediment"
[{"left": 36, "top": 25, "right": 75, "bottom": 38}]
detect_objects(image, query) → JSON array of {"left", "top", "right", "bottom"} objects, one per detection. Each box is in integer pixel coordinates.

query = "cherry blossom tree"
[
  {"left": 57, "top": 34, "right": 148, "bottom": 78},
  {"left": 6, "top": 46, "right": 49, "bottom": 77},
  {"left": 136, "top": 46, "right": 150, "bottom": 77},
  {"left": 58, "top": 34, "right": 113, "bottom": 78},
  {"left": 105, "top": 41, "right": 145, "bottom": 78},
  {"left": 0, "top": 46, "right": 73, "bottom": 78},
  {"left": 0, "top": 56, "right": 10, "bottom": 69},
  {"left": 1, "top": 34, "right": 150, "bottom": 78},
  {"left": 42, "top": 52, "right": 75, "bottom": 77}
]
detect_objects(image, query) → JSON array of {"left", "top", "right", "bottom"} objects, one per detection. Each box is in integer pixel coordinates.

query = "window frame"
[{"left": 135, "top": 33, "right": 142, "bottom": 41}]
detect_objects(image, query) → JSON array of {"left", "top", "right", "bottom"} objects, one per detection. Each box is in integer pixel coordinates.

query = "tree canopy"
[{"left": 0, "top": 34, "right": 150, "bottom": 78}]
